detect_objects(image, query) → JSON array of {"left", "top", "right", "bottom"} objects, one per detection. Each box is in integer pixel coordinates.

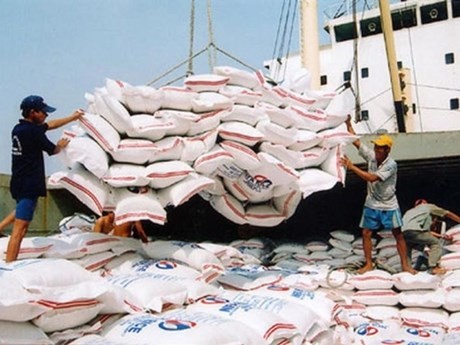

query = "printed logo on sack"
[
  {"left": 155, "top": 260, "right": 177, "bottom": 270},
  {"left": 243, "top": 173, "right": 272, "bottom": 192},
  {"left": 159, "top": 319, "right": 197, "bottom": 331},
  {"left": 199, "top": 296, "right": 229, "bottom": 304},
  {"left": 356, "top": 324, "right": 379, "bottom": 336},
  {"left": 406, "top": 328, "right": 431, "bottom": 338}
]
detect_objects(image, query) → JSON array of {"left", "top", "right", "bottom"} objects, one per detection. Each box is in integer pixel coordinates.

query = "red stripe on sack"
[
  {"left": 223, "top": 195, "right": 246, "bottom": 219},
  {"left": 80, "top": 117, "right": 113, "bottom": 152},
  {"left": 264, "top": 322, "right": 298, "bottom": 340},
  {"left": 276, "top": 163, "right": 298, "bottom": 178},
  {"left": 280, "top": 191, "right": 297, "bottom": 216},
  {"left": 123, "top": 299, "right": 144, "bottom": 313},
  {"left": 19, "top": 245, "right": 53, "bottom": 254},
  {"left": 291, "top": 107, "right": 326, "bottom": 121},
  {"left": 86, "top": 257, "right": 114, "bottom": 271},
  {"left": 219, "top": 130, "right": 260, "bottom": 142},
  {"left": 86, "top": 238, "right": 120, "bottom": 246},
  {"left": 116, "top": 212, "right": 167, "bottom": 224},
  {"left": 246, "top": 212, "right": 284, "bottom": 220},
  {"left": 185, "top": 79, "right": 229, "bottom": 86},
  {"left": 221, "top": 141, "right": 258, "bottom": 158},
  {"left": 36, "top": 299, "right": 99, "bottom": 309},
  {"left": 146, "top": 171, "right": 190, "bottom": 179},
  {"left": 61, "top": 177, "right": 104, "bottom": 214},
  {"left": 178, "top": 183, "right": 214, "bottom": 206},
  {"left": 195, "top": 151, "right": 233, "bottom": 166},
  {"left": 232, "top": 183, "right": 250, "bottom": 199}
]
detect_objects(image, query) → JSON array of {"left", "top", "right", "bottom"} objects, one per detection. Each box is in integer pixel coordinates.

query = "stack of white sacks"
[
  {"left": 3, "top": 221, "right": 460, "bottom": 344},
  {"left": 48, "top": 65, "right": 358, "bottom": 227}
]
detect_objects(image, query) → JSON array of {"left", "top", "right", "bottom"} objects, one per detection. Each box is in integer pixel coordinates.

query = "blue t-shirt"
[{"left": 10, "top": 120, "right": 56, "bottom": 200}]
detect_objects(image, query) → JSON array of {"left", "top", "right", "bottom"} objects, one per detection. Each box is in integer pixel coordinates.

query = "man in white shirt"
[{"left": 402, "top": 199, "right": 460, "bottom": 274}]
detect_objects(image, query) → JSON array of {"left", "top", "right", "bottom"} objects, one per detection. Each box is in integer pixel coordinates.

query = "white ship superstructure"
[{"left": 267, "top": 0, "right": 460, "bottom": 134}]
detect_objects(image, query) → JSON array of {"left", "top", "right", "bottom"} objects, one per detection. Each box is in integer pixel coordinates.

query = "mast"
[
  {"left": 299, "top": 0, "right": 320, "bottom": 90},
  {"left": 379, "top": 0, "right": 406, "bottom": 132}
]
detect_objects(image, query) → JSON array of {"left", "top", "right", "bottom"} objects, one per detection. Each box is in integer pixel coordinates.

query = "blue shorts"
[
  {"left": 15, "top": 198, "right": 38, "bottom": 221},
  {"left": 359, "top": 206, "right": 403, "bottom": 230}
]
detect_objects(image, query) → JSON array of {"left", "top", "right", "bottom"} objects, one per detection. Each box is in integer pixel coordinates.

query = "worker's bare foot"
[
  {"left": 431, "top": 266, "right": 447, "bottom": 275},
  {"left": 402, "top": 266, "right": 417, "bottom": 275},
  {"left": 357, "top": 264, "right": 374, "bottom": 274}
]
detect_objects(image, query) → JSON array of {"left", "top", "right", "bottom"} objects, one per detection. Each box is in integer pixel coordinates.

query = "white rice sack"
[
  {"left": 400, "top": 307, "right": 449, "bottom": 329},
  {"left": 187, "top": 296, "right": 299, "bottom": 344},
  {"left": 221, "top": 104, "right": 268, "bottom": 126},
  {"left": 298, "top": 168, "right": 339, "bottom": 199},
  {"left": 142, "top": 240, "right": 224, "bottom": 272},
  {"left": 281, "top": 87, "right": 317, "bottom": 109},
  {"left": 273, "top": 190, "right": 302, "bottom": 219},
  {"left": 218, "top": 121, "right": 264, "bottom": 147},
  {"left": 234, "top": 171, "right": 275, "bottom": 203},
  {"left": 221, "top": 289, "right": 318, "bottom": 342},
  {"left": 217, "top": 266, "right": 282, "bottom": 290},
  {"left": 288, "top": 129, "right": 323, "bottom": 151},
  {"left": 72, "top": 251, "right": 117, "bottom": 271},
  {"left": 100, "top": 92, "right": 134, "bottom": 134},
  {"left": 252, "top": 152, "right": 299, "bottom": 186},
  {"left": 159, "top": 86, "right": 198, "bottom": 111},
  {"left": 305, "top": 241, "right": 329, "bottom": 252},
  {"left": 443, "top": 287, "right": 460, "bottom": 312},
  {"left": 255, "top": 101, "right": 294, "bottom": 128},
  {"left": 325, "top": 112, "right": 348, "bottom": 129},
  {"left": 320, "top": 145, "right": 346, "bottom": 185},
  {"left": 441, "top": 270, "right": 460, "bottom": 288},
  {"left": 123, "top": 85, "right": 164, "bottom": 114},
  {"left": 111, "top": 138, "right": 157, "bottom": 165},
  {"left": 57, "top": 232, "right": 124, "bottom": 256},
  {"left": 0, "top": 236, "right": 53, "bottom": 260},
  {"left": 328, "top": 238, "right": 353, "bottom": 253},
  {"left": 213, "top": 66, "right": 259, "bottom": 89},
  {"left": 221, "top": 176, "right": 251, "bottom": 202},
  {"left": 197, "top": 242, "right": 245, "bottom": 267},
  {"left": 184, "top": 73, "right": 230, "bottom": 92},
  {"left": 60, "top": 136, "right": 109, "bottom": 179},
  {"left": 191, "top": 92, "right": 233, "bottom": 114},
  {"left": 105, "top": 78, "right": 131, "bottom": 103},
  {"left": 319, "top": 127, "right": 359, "bottom": 148},
  {"left": 255, "top": 119, "right": 297, "bottom": 147},
  {"left": 294, "top": 251, "right": 332, "bottom": 263},
  {"left": 393, "top": 271, "right": 441, "bottom": 291},
  {"left": 103, "top": 163, "right": 149, "bottom": 188},
  {"left": 157, "top": 173, "right": 214, "bottom": 208},
  {"left": 385, "top": 325, "right": 445, "bottom": 345},
  {"left": 114, "top": 188, "right": 166, "bottom": 226},
  {"left": 145, "top": 160, "right": 193, "bottom": 189},
  {"left": 288, "top": 106, "right": 328, "bottom": 132},
  {"left": 363, "top": 305, "right": 400, "bottom": 322},
  {"left": 149, "top": 136, "right": 183, "bottom": 163},
  {"left": 198, "top": 175, "right": 226, "bottom": 199},
  {"left": 327, "top": 247, "right": 351, "bottom": 258},
  {"left": 303, "top": 89, "right": 336, "bottom": 110},
  {"left": 330, "top": 230, "right": 355, "bottom": 242},
  {"left": 440, "top": 252, "right": 460, "bottom": 270},
  {"left": 194, "top": 145, "right": 234, "bottom": 175},
  {"left": 245, "top": 203, "right": 286, "bottom": 227},
  {"left": 209, "top": 193, "right": 247, "bottom": 225},
  {"left": 48, "top": 168, "right": 110, "bottom": 216},
  {"left": 0, "top": 320, "right": 53, "bottom": 345},
  {"left": 333, "top": 302, "right": 368, "bottom": 328},
  {"left": 0, "top": 276, "right": 50, "bottom": 322},
  {"left": 399, "top": 288, "right": 445, "bottom": 308},
  {"left": 353, "top": 320, "right": 402, "bottom": 345},
  {"left": 219, "top": 85, "right": 262, "bottom": 106},
  {"left": 180, "top": 132, "right": 216, "bottom": 163},
  {"left": 352, "top": 289, "right": 400, "bottom": 306},
  {"left": 349, "top": 269, "right": 394, "bottom": 290},
  {"left": 260, "top": 142, "right": 328, "bottom": 169},
  {"left": 102, "top": 310, "right": 264, "bottom": 345},
  {"left": 79, "top": 113, "right": 121, "bottom": 152},
  {"left": 445, "top": 224, "right": 460, "bottom": 241},
  {"left": 1, "top": 258, "right": 102, "bottom": 289},
  {"left": 449, "top": 311, "right": 460, "bottom": 331},
  {"left": 126, "top": 114, "right": 174, "bottom": 141},
  {"left": 58, "top": 213, "right": 96, "bottom": 235},
  {"left": 188, "top": 108, "right": 227, "bottom": 136},
  {"left": 282, "top": 67, "right": 311, "bottom": 94},
  {"left": 155, "top": 109, "right": 200, "bottom": 136},
  {"left": 32, "top": 300, "right": 104, "bottom": 333},
  {"left": 67, "top": 334, "right": 123, "bottom": 345},
  {"left": 219, "top": 141, "right": 261, "bottom": 170}
]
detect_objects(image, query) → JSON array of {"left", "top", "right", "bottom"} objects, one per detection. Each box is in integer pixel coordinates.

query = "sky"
[{"left": 0, "top": 0, "right": 339, "bottom": 175}]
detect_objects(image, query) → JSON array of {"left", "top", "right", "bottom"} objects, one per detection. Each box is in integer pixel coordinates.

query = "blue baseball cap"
[{"left": 20, "top": 95, "right": 56, "bottom": 113}]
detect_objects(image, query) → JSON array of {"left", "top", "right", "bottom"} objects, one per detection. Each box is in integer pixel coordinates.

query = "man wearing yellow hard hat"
[{"left": 340, "top": 116, "right": 416, "bottom": 274}]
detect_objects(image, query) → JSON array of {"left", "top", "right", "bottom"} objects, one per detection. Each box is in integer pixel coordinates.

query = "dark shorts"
[
  {"left": 359, "top": 206, "right": 403, "bottom": 230},
  {"left": 15, "top": 198, "right": 38, "bottom": 221}
]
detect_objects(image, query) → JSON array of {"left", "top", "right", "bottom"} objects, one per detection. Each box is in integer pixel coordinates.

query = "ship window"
[
  {"left": 392, "top": 7, "right": 417, "bottom": 30},
  {"left": 445, "top": 53, "right": 455, "bottom": 64},
  {"left": 334, "top": 22, "right": 358, "bottom": 42},
  {"left": 453, "top": 0, "right": 460, "bottom": 18},
  {"left": 451, "top": 98, "right": 459, "bottom": 110},
  {"left": 360, "top": 17, "right": 382, "bottom": 37},
  {"left": 361, "top": 68, "right": 369, "bottom": 78},
  {"left": 412, "top": 103, "right": 417, "bottom": 114},
  {"left": 397, "top": 61, "right": 403, "bottom": 69},
  {"left": 320, "top": 75, "right": 328, "bottom": 86},
  {"left": 343, "top": 71, "right": 351, "bottom": 81},
  {"left": 421, "top": 2, "right": 448, "bottom": 25},
  {"left": 361, "top": 110, "right": 369, "bottom": 121}
]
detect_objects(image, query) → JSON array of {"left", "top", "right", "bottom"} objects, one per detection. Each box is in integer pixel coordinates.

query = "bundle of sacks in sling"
[{"left": 48, "top": 66, "right": 358, "bottom": 227}]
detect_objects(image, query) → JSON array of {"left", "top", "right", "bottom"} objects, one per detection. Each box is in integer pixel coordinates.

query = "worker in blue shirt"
[{"left": 4, "top": 95, "right": 83, "bottom": 262}]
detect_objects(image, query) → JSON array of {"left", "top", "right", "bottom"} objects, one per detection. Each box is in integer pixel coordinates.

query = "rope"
[
  {"left": 206, "top": 0, "right": 217, "bottom": 70},
  {"left": 272, "top": 0, "right": 287, "bottom": 62},
  {"left": 213, "top": 45, "right": 259, "bottom": 72},
  {"left": 187, "top": 0, "right": 195, "bottom": 76},
  {"left": 281, "top": 0, "right": 298, "bottom": 81}
]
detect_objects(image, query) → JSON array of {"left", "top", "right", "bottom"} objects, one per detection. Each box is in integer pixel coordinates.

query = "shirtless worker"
[{"left": 93, "top": 212, "right": 149, "bottom": 243}]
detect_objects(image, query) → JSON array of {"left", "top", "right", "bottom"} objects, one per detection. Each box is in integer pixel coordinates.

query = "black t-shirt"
[{"left": 10, "top": 120, "right": 56, "bottom": 200}]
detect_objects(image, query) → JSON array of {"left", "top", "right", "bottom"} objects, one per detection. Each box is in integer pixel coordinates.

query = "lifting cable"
[
  {"left": 187, "top": 0, "right": 196, "bottom": 76},
  {"left": 206, "top": 0, "right": 217, "bottom": 70}
]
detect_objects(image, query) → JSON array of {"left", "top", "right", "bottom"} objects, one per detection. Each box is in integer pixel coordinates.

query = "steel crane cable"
[
  {"left": 187, "top": 0, "right": 196, "bottom": 76},
  {"left": 206, "top": 0, "right": 217, "bottom": 70}
]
